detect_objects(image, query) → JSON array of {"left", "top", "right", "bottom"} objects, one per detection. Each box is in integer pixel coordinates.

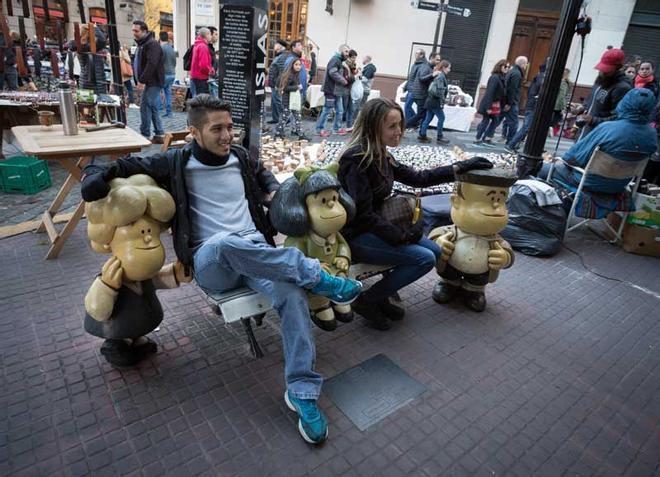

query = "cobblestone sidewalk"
[{"left": 0, "top": 221, "right": 658, "bottom": 476}]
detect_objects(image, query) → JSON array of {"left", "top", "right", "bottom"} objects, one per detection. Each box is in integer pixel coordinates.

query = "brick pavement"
[{"left": 1, "top": 219, "right": 659, "bottom": 476}]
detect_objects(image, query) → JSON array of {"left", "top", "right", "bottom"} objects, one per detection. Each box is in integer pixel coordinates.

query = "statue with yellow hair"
[{"left": 84, "top": 174, "right": 192, "bottom": 366}]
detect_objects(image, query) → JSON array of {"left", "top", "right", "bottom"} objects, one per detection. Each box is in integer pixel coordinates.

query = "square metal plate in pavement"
[{"left": 324, "top": 354, "right": 427, "bottom": 431}]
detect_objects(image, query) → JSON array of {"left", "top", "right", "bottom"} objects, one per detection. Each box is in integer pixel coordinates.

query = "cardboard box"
[
  {"left": 608, "top": 213, "right": 660, "bottom": 258},
  {"left": 627, "top": 193, "right": 660, "bottom": 229}
]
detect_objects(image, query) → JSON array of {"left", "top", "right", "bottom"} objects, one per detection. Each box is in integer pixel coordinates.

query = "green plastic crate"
[{"left": 0, "top": 156, "right": 52, "bottom": 195}]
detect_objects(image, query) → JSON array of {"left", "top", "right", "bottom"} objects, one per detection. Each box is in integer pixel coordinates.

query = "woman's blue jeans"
[
  {"left": 194, "top": 233, "right": 323, "bottom": 400},
  {"left": 420, "top": 106, "right": 446, "bottom": 139},
  {"left": 348, "top": 233, "right": 441, "bottom": 303}
]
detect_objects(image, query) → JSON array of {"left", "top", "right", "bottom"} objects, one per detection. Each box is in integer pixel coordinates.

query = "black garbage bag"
[
  {"left": 420, "top": 193, "right": 453, "bottom": 233},
  {"left": 500, "top": 182, "right": 567, "bottom": 256}
]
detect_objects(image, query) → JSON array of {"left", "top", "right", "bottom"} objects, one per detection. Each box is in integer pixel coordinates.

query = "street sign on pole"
[{"left": 411, "top": 0, "right": 470, "bottom": 17}]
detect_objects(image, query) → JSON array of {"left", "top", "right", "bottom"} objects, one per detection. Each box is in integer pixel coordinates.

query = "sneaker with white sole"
[
  {"left": 309, "top": 270, "right": 362, "bottom": 305},
  {"left": 284, "top": 391, "right": 328, "bottom": 444}
]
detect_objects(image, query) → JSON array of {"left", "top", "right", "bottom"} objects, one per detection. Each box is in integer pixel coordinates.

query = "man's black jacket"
[
  {"left": 81, "top": 144, "right": 280, "bottom": 270},
  {"left": 504, "top": 64, "right": 524, "bottom": 107}
]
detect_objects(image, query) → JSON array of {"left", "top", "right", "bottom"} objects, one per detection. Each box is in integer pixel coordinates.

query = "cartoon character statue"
[
  {"left": 269, "top": 163, "right": 357, "bottom": 331},
  {"left": 429, "top": 167, "right": 517, "bottom": 312},
  {"left": 84, "top": 174, "right": 192, "bottom": 367}
]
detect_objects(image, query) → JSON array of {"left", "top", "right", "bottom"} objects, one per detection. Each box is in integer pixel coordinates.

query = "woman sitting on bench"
[{"left": 338, "top": 98, "right": 493, "bottom": 330}]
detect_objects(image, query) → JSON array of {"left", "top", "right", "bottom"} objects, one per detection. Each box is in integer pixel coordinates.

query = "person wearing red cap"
[{"left": 577, "top": 48, "right": 631, "bottom": 138}]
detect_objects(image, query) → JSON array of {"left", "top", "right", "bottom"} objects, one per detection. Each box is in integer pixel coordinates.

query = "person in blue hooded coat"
[{"left": 541, "top": 88, "right": 657, "bottom": 194}]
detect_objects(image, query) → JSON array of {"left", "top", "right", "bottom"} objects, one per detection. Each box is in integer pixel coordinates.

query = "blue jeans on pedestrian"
[
  {"left": 404, "top": 92, "right": 415, "bottom": 125},
  {"left": 162, "top": 74, "right": 175, "bottom": 115},
  {"left": 140, "top": 85, "right": 164, "bottom": 138},
  {"left": 189, "top": 80, "right": 196, "bottom": 98},
  {"left": 405, "top": 97, "right": 427, "bottom": 129},
  {"left": 508, "top": 109, "right": 534, "bottom": 150},
  {"left": 348, "top": 233, "right": 441, "bottom": 303},
  {"left": 123, "top": 80, "right": 134, "bottom": 104},
  {"left": 194, "top": 233, "right": 323, "bottom": 399},
  {"left": 271, "top": 89, "right": 283, "bottom": 123},
  {"left": 475, "top": 113, "right": 500, "bottom": 141},
  {"left": 502, "top": 104, "right": 519, "bottom": 143},
  {"left": 315, "top": 94, "right": 344, "bottom": 133},
  {"left": 344, "top": 96, "right": 359, "bottom": 128},
  {"left": 419, "top": 106, "right": 446, "bottom": 139}
]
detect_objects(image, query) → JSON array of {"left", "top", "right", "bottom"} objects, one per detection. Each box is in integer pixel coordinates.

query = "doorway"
[{"left": 507, "top": 9, "right": 559, "bottom": 109}]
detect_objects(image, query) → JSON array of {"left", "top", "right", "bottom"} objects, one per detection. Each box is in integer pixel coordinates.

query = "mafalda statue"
[
  {"left": 429, "top": 167, "right": 517, "bottom": 312},
  {"left": 269, "top": 163, "right": 357, "bottom": 331},
  {"left": 84, "top": 174, "right": 192, "bottom": 366}
]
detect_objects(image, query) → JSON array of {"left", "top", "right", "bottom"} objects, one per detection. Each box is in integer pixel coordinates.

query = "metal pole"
[
  {"left": 103, "top": 0, "right": 126, "bottom": 123},
  {"left": 516, "top": 0, "right": 583, "bottom": 178},
  {"left": 431, "top": 7, "right": 441, "bottom": 56}
]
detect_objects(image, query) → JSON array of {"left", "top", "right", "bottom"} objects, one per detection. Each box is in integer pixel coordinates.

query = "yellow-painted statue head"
[
  {"left": 85, "top": 174, "right": 176, "bottom": 282},
  {"left": 450, "top": 168, "right": 517, "bottom": 236}
]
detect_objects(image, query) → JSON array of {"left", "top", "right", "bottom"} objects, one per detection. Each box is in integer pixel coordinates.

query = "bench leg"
[{"left": 241, "top": 317, "right": 264, "bottom": 359}]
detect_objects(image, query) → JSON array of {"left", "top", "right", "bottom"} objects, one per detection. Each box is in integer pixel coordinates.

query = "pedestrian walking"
[
  {"left": 131, "top": 20, "right": 165, "bottom": 144},
  {"left": 506, "top": 62, "right": 546, "bottom": 153},
  {"left": 501, "top": 56, "right": 527, "bottom": 143},
  {"left": 160, "top": 31, "right": 177, "bottom": 117},
  {"left": 418, "top": 60, "right": 451, "bottom": 145},
  {"left": 315, "top": 44, "right": 350, "bottom": 137},
  {"left": 119, "top": 45, "right": 135, "bottom": 106},
  {"left": 190, "top": 28, "right": 214, "bottom": 96},
  {"left": 268, "top": 40, "right": 288, "bottom": 124},
  {"left": 404, "top": 49, "right": 434, "bottom": 129},
  {"left": 475, "top": 59, "right": 508, "bottom": 146},
  {"left": 361, "top": 54, "right": 377, "bottom": 106},
  {"left": 275, "top": 58, "right": 308, "bottom": 140}
]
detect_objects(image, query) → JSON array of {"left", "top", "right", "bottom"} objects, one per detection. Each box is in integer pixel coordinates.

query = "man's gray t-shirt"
[
  {"left": 161, "top": 43, "right": 177, "bottom": 76},
  {"left": 185, "top": 153, "right": 264, "bottom": 251}
]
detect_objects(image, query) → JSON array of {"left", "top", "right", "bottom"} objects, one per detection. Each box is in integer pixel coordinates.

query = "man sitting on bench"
[{"left": 81, "top": 94, "right": 362, "bottom": 445}]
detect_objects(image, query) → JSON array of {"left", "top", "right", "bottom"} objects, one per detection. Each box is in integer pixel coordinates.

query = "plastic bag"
[
  {"left": 289, "top": 91, "right": 302, "bottom": 111},
  {"left": 351, "top": 79, "right": 364, "bottom": 102},
  {"left": 500, "top": 182, "right": 567, "bottom": 256}
]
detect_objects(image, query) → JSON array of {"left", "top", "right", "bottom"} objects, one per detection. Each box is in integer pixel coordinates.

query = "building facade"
[
  {"left": 306, "top": 0, "right": 660, "bottom": 103},
  {"left": 2, "top": 0, "right": 145, "bottom": 49}
]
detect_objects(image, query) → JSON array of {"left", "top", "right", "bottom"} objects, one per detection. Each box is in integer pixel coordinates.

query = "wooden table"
[{"left": 10, "top": 124, "right": 152, "bottom": 259}]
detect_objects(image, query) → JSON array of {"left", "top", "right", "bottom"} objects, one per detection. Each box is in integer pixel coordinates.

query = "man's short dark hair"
[
  {"left": 291, "top": 39, "right": 303, "bottom": 49},
  {"left": 187, "top": 94, "right": 232, "bottom": 130},
  {"left": 208, "top": 26, "right": 218, "bottom": 34},
  {"left": 132, "top": 21, "right": 148, "bottom": 32},
  {"left": 276, "top": 39, "right": 289, "bottom": 48},
  {"left": 159, "top": 31, "right": 169, "bottom": 42},
  {"left": 348, "top": 49, "right": 357, "bottom": 58}
]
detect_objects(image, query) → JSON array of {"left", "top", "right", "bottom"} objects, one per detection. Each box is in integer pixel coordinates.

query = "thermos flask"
[{"left": 58, "top": 81, "right": 79, "bottom": 136}]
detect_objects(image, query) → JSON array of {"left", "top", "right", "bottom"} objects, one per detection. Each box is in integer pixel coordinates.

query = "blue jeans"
[
  {"left": 405, "top": 97, "right": 427, "bottom": 129},
  {"left": 271, "top": 89, "right": 283, "bottom": 123},
  {"left": 315, "top": 94, "right": 344, "bottom": 133},
  {"left": 419, "top": 106, "right": 446, "bottom": 139},
  {"left": 344, "top": 96, "right": 359, "bottom": 128},
  {"left": 140, "top": 86, "right": 164, "bottom": 138},
  {"left": 209, "top": 79, "right": 218, "bottom": 98},
  {"left": 502, "top": 105, "right": 519, "bottom": 142},
  {"left": 508, "top": 110, "right": 534, "bottom": 150},
  {"left": 348, "top": 233, "right": 441, "bottom": 303},
  {"left": 162, "top": 74, "right": 175, "bottom": 115},
  {"left": 189, "top": 80, "right": 196, "bottom": 98},
  {"left": 404, "top": 92, "right": 415, "bottom": 124},
  {"left": 123, "top": 80, "right": 134, "bottom": 104},
  {"left": 475, "top": 113, "right": 500, "bottom": 141},
  {"left": 193, "top": 233, "right": 323, "bottom": 400}
]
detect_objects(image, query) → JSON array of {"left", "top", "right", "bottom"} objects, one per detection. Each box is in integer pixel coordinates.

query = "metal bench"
[{"left": 204, "top": 263, "right": 395, "bottom": 358}]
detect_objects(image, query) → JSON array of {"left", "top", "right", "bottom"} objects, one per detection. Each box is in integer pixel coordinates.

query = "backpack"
[{"left": 183, "top": 44, "right": 194, "bottom": 71}]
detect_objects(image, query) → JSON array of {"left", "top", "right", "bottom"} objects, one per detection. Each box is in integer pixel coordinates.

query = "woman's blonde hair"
[
  {"left": 342, "top": 98, "right": 404, "bottom": 170},
  {"left": 85, "top": 174, "right": 175, "bottom": 253}
]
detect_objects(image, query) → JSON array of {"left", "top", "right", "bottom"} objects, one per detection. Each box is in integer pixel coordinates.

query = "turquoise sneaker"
[
  {"left": 309, "top": 270, "right": 362, "bottom": 305},
  {"left": 284, "top": 391, "right": 328, "bottom": 444}
]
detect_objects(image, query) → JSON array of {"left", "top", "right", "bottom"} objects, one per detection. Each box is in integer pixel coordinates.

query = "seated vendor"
[{"left": 539, "top": 88, "right": 657, "bottom": 193}]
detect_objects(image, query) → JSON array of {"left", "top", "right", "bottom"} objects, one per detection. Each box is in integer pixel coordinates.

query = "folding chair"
[{"left": 548, "top": 146, "right": 650, "bottom": 242}]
